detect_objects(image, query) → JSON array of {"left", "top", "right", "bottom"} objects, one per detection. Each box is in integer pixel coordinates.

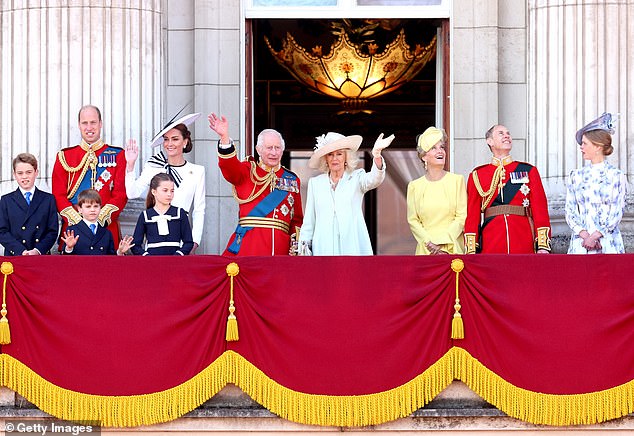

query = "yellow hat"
[{"left": 416, "top": 127, "right": 444, "bottom": 153}]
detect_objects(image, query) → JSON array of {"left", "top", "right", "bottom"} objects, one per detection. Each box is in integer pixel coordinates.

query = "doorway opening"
[{"left": 249, "top": 18, "right": 448, "bottom": 254}]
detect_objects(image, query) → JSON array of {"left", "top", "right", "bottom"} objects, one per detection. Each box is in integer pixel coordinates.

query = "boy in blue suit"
[
  {"left": 0, "top": 153, "right": 59, "bottom": 255},
  {"left": 60, "top": 189, "right": 133, "bottom": 255}
]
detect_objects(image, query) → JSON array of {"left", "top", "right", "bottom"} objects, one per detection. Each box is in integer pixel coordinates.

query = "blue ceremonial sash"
[
  {"left": 228, "top": 170, "right": 295, "bottom": 254},
  {"left": 69, "top": 146, "right": 121, "bottom": 204}
]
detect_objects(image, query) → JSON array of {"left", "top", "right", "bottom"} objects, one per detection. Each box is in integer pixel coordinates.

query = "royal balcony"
[{"left": 0, "top": 254, "right": 633, "bottom": 434}]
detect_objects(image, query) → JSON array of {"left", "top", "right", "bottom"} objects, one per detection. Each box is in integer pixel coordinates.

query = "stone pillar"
[
  {"left": 451, "top": 1, "right": 528, "bottom": 176},
  {"left": 0, "top": 0, "right": 162, "bottom": 203},
  {"left": 187, "top": 0, "right": 242, "bottom": 254},
  {"left": 528, "top": 0, "right": 634, "bottom": 251}
]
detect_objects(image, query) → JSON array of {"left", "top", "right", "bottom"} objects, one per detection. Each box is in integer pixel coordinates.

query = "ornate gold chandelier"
[{"left": 265, "top": 29, "right": 436, "bottom": 112}]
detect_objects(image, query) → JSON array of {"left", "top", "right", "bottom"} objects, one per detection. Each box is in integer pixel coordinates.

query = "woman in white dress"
[
  {"left": 565, "top": 112, "right": 626, "bottom": 254},
  {"left": 125, "top": 113, "right": 205, "bottom": 253},
  {"left": 298, "top": 132, "right": 394, "bottom": 255}
]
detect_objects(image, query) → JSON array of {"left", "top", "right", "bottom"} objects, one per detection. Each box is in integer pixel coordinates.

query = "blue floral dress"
[{"left": 565, "top": 161, "right": 626, "bottom": 253}]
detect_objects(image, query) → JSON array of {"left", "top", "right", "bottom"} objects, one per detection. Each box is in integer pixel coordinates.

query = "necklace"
[{"left": 329, "top": 174, "right": 341, "bottom": 191}]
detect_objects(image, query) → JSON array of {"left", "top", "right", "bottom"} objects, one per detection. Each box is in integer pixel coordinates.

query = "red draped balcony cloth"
[{"left": 0, "top": 255, "right": 633, "bottom": 427}]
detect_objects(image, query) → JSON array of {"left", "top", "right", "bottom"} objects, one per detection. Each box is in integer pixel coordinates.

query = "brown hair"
[
  {"left": 584, "top": 130, "right": 614, "bottom": 156},
  {"left": 12, "top": 153, "right": 38, "bottom": 171},
  {"left": 146, "top": 173, "right": 175, "bottom": 209},
  {"left": 77, "top": 189, "right": 102, "bottom": 207},
  {"left": 166, "top": 123, "right": 193, "bottom": 153}
]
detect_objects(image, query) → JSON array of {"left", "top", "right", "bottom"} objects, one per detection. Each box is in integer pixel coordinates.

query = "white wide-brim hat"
[
  {"left": 308, "top": 132, "right": 363, "bottom": 169},
  {"left": 150, "top": 112, "right": 201, "bottom": 147}
]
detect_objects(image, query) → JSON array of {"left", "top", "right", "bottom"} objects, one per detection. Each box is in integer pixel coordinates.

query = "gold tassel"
[
  {"left": 0, "top": 262, "right": 14, "bottom": 344},
  {"left": 450, "top": 259, "right": 464, "bottom": 340},
  {"left": 225, "top": 262, "right": 240, "bottom": 342}
]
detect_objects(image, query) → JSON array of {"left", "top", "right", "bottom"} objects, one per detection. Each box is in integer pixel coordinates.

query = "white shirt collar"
[
  {"left": 18, "top": 187, "right": 35, "bottom": 197},
  {"left": 83, "top": 219, "right": 99, "bottom": 228}
]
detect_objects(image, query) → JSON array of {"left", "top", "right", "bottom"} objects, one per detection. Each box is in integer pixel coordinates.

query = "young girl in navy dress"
[{"left": 131, "top": 173, "right": 194, "bottom": 255}]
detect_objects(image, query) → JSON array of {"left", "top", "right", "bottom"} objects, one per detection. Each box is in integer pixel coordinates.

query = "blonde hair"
[{"left": 317, "top": 149, "right": 360, "bottom": 174}]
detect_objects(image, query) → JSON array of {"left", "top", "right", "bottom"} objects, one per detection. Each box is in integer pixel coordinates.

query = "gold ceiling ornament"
[{"left": 265, "top": 29, "right": 437, "bottom": 112}]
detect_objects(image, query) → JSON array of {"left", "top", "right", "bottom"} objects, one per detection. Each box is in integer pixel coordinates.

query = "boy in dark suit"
[
  {"left": 60, "top": 189, "right": 133, "bottom": 255},
  {"left": 0, "top": 153, "right": 59, "bottom": 255}
]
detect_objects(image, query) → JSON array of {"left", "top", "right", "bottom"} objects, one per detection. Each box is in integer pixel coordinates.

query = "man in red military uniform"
[
  {"left": 208, "top": 113, "right": 303, "bottom": 256},
  {"left": 464, "top": 124, "right": 551, "bottom": 254},
  {"left": 52, "top": 105, "right": 128, "bottom": 248}
]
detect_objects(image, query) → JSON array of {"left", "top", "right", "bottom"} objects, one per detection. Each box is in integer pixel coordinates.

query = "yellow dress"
[{"left": 406, "top": 172, "right": 467, "bottom": 255}]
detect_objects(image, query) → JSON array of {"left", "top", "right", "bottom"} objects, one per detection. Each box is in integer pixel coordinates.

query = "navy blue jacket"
[
  {"left": 63, "top": 221, "right": 115, "bottom": 255},
  {"left": 0, "top": 188, "right": 59, "bottom": 255},
  {"left": 132, "top": 206, "right": 193, "bottom": 255}
]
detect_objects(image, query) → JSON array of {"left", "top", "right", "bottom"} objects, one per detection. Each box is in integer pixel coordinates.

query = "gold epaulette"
[
  {"left": 60, "top": 206, "right": 82, "bottom": 226},
  {"left": 57, "top": 149, "right": 90, "bottom": 173},
  {"left": 98, "top": 204, "right": 120, "bottom": 227}
]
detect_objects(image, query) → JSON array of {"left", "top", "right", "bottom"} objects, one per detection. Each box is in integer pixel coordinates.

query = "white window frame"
[
  {"left": 244, "top": 0, "right": 450, "bottom": 19},
  {"left": 239, "top": 0, "right": 452, "bottom": 161}
]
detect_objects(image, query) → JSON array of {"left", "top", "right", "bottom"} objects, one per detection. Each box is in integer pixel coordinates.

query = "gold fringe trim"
[
  {"left": 452, "top": 346, "right": 634, "bottom": 426},
  {"left": 0, "top": 353, "right": 228, "bottom": 427},
  {"left": 3, "top": 346, "right": 634, "bottom": 427},
  {"left": 226, "top": 350, "right": 454, "bottom": 427}
]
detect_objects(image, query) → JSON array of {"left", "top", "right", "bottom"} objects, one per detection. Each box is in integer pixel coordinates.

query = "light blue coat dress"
[{"left": 299, "top": 163, "right": 385, "bottom": 255}]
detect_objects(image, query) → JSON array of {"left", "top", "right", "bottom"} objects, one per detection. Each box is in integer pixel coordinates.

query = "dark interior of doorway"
[{"left": 251, "top": 18, "right": 441, "bottom": 253}]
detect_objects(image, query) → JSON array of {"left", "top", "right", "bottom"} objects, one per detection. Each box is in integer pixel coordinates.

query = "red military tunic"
[
  {"left": 219, "top": 145, "right": 303, "bottom": 256},
  {"left": 52, "top": 140, "right": 128, "bottom": 247},
  {"left": 464, "top": 156, "right": 551, "bottom": 254}
]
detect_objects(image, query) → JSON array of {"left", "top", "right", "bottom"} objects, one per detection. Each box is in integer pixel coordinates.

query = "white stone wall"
[
  {"left": 451, "top": 0, "right": 528, "bottom": 177},
  {"left": 0, "top": 0, "right": 162, "bottom": 195},
  {"left": 527, "top": 0, "right": 634, "bottom": 251},
  {"left": 3, "top": 0, "right": 634, "bottom": 254}
]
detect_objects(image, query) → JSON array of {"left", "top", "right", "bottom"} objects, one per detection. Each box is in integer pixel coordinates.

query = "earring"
[{"left": 344, "top": 162, "right": 348, "bottom": 167}]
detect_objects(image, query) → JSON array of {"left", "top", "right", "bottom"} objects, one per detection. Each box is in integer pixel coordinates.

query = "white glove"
[{"left": 372, "top": 133, "right": 395, "bottom": 158}]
